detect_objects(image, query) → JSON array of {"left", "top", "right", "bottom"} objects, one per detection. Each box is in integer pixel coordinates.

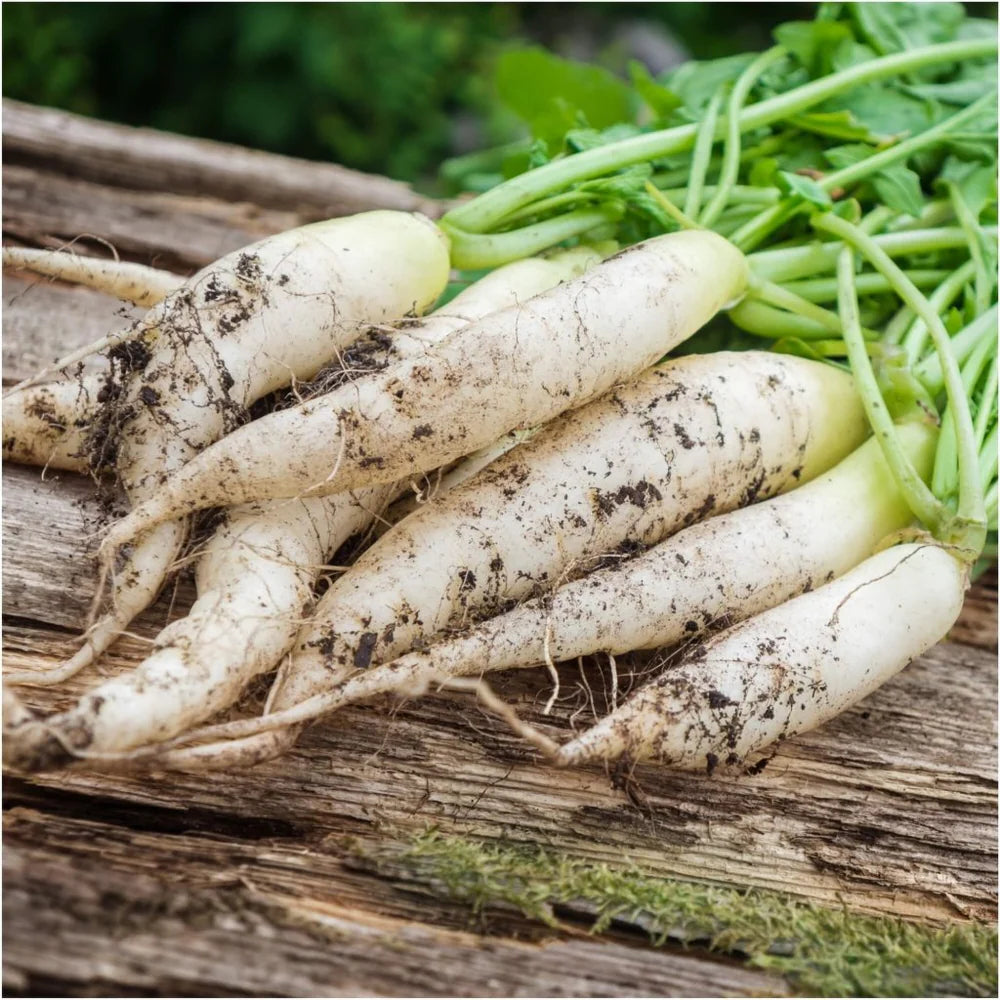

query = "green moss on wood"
[{"left": 398, "top": 829, "right": 996, "bottom": 998}]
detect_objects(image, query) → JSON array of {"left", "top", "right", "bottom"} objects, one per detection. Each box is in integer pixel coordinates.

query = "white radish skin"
[
  {"left": 241, "top": 422, "right": 936, "bottom": 724},
  {"left": 554, "top": 542, "right": 969, "bottom": 770},
  {"left": 385, "top": 429, "right": 536, "bottom": 528},
  {"left": 3, "top": 252, "right": 592, "bottom": 770},
  {"left": 380, "top": 246, "right": 602, "bottom": 359},
  {"left": 2, "top": 378, "right": 101, "bottom": 472},
  {"left": 2, "top": 246, "right": 185, "bottom": 307},
  {"left": 100, "top": 229, "right": 751, "bottom": 549},
  {"left": 135, "top": 351, "right": 868, "bottom": 771},
  {"left": 63, "top": 211, "right": 450, "bottom": 679}
]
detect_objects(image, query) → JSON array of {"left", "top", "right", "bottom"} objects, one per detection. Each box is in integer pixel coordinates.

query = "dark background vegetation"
[{"left": 3, "top": 2, "right": 814, "bottom": 189}]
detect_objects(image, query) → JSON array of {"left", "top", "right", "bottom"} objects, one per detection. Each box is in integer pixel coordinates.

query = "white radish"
[
  {"left": 58, "top": 211, "right": 451, "bottom": 680},
  {"left": 2, "top": 246, "right": 184, "bottom": 308},
  {"left": 234, "top": 421, "right": 936, "bottom": 727},
  {"left": 2, "top": 378, "right": 100, "bottom": 473},
  {"left": 98, "top": 228, "right": 751, "bottom": 551},
  {"left": 2, "top": 250, "right": 596, "bottom": 770},
  {"left": 554, "top": 542, "right": 968, "bottom": 770},
  {"left": 124, "top": 350, "right": 869, "bottom": 770}
]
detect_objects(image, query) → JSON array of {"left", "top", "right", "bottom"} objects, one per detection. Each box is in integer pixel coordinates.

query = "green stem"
[
  {"left": 947, "top": 181, "right": 995, "bottom": 318},
  {"left": 700, "top": 47, "right": 787, "bottom": 227},
  {"left": 749, "top": 226, "right": 995, "bottom": 283},
  {"left": 502, "top": 190, "right": 597, "bottom": 226},
  {"left": 915, "top": 305, "right": 998, "bottom": 394},
  {"left": 728, "top": 299, "right": 852, "bottom": 341},
  {"left": 652, "top": 135, "right": 788, "bottom": 188},
  {"left": 931, "top": 332, "right": 995, "bottom": 499},
  {"left": 729, "top": 201, "right": 804, "bottom": 253},
  {"left": 781, "top": 269, "right": 949, "bottom": 303},
  {"left": 644, "top": 183, "right": 699, "bottom": 230},
  {"left": 673, "top": 185, "right": 779, "bottom": 208},
  {"left": 900, "top": 259, "right": 977, "bottom": 359},
  {"left": 683, "top": 90, "right": 724, "bottom": 221},
  {"left": 979, "top": 425, "right": 998, "bottom": 492},
  {"left": 442, "top": 38, "right": 997, "bottom": 237},
  {"left": 751, "top": 278, "right": 875, "bottom": 335},
  {"left": 835, "top": 247, "right": 946, "bottom": 531},
  {"left": 445, "top": 206, "right": 623, "bottom": 270},
  {"left": 816, "top": 212, "right": 987, "bottom": 553},
  {"left": 887, "top": 199, "right": 954, "bottom": 231},
  {"left": 984, "top": 482, "right": 998, "bottom": 530},
  {"left": 974, "top": 352, "right": 998, "bottom": 449}
]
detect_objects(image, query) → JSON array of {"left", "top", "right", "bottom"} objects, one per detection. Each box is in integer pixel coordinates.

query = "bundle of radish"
[
  {"left": 101, "top": 349, "right": 866, "bottom": 770},
  {"left": 3, "top": 2, "right": 996, "bottom": 774}
]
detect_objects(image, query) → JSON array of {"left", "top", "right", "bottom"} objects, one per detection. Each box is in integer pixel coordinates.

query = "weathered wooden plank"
[
  {"left": 2, "top": 274, "right": 127, "bottom": 383},
  {"left": 1, "top": 465, "right": 106, "bottom": 630},
  {"left": 2, "top": 810, "right": 788, "bottom": 998},
  {"left": 3, "top": 164, "right": 300, "bottom": 273},
  {"left": 3, "top": 99, "right": 444, "bottom": 222}
]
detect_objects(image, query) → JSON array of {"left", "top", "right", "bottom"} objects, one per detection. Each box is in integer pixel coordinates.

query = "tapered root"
[
  {"left": 3, "top": 245, "right": 184, "bottom": 307},
  {"left": 4, "top": 613, "right": 125, "bottom": 688},
  {"left": 4, "top": 323, "right": 152, "bottom": 397},
  {"left": 134, "top": 727, "right": 300, "bottom": 772}
]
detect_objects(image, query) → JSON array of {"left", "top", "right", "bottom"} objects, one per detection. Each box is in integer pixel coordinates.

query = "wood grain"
[{"left": 3, "top": 99, "right": 445, "bottom": 221}]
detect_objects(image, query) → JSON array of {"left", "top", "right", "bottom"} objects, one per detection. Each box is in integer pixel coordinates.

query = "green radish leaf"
[
  {"left": 565, "top": 122, "right": 644, "bottom": 154},
  {"left": 773, "top": 19, "right": 853, "bottom": 75},
  {"left": 526, "top": 139, "right": 550, "bottom": 170},
  {"left": 830, "top": 38, "right": 879, "bottom": 73},
  {"left": 628, "top": 60, "right": 681, "bottom": 118},
  {"left": 825, "top": 142, "right": 932, "bottom": 215},
  {"left": 851, "top": 2, "right": 966, "bottom": 56},
  {"left": 749, "top": 157, "right": 780, "bottom": 188},
  {"left": 902, "top": 77, "right": 998, "bottom": 106},
  {"left": 871, "top": 163, "right": 925, "bottom": 217},
  {"left": 495, "top": 46, "right": 635, "bottom": 148},
  {"left": 823, "top": 142, "right": 870, "bottom": 170},
  {"left": 944, "top": 307, "right": 967, "bottom": 335},
  {"left": 939, "top": 158, "right": 997, "bottom": 218},
  {"left": 831, "top": 198, "right": 863, "bottom": 223},
  {"left": 771, "top": 337, "right": 830, "bottom": 362},
  {"left": 777, "top": 171, "right": 833, "bottom": 209},
  {"left": 767, "top": 132, "right": 829, "bottom": 173},
  {"left": 661, "top": 52, "right": 754, "bottom": 115},
  {"left": 623, "top": 189, "right": 674, "bottom": 231},
  {"left": 822, "top": 85, "right": 940, "bottom": 143},
  {"left": 786, "top": 109, "right": 884, "bottom": 142}
]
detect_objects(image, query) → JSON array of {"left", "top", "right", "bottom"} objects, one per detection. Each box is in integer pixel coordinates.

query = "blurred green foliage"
[{"left": 3, "top": 2, "right": 811, "bottom": 185}]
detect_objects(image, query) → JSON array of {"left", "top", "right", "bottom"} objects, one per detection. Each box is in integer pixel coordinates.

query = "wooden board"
[{"left": 3, "top": 101, "right": 997, "bottom": 998}]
